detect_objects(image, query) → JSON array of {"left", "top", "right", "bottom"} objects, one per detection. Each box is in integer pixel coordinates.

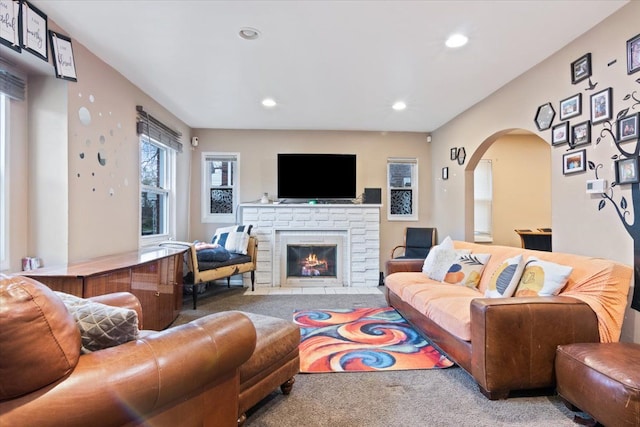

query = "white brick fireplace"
[{"left": 240, "top": 204, "right": 380, "bottom": 288}]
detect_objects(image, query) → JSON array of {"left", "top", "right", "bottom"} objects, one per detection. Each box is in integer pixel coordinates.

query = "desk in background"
[{"left": 515, "top": 229, "right": 552, "bottom": 252}]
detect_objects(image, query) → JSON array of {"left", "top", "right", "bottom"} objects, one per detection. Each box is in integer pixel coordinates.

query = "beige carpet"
[{"left": 174, "top": 285, "right": 583, "bottom": 427}]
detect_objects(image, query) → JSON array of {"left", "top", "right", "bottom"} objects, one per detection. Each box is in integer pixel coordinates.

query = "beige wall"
[
  {"left": 189, "top": 129, "right": 432, "bottom": 271},
  {"left": 3, "top": 16, "right": 193, "bottom": 270},
  {"left": 65, "top": 40, "right": 192, "bottom": 260},
  {"left": 482, "top": 134, "right": 551, "bottom": 248},
  {"left": 431, "top": 2, "right": 639, "bottom": 342}
]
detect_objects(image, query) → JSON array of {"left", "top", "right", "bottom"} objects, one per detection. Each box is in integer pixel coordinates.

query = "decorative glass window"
[
  {"left": 140, "top": 136, "right": 174, "bottom": 241},
  {"left": 202, "top": 152, "right": 239, "bottom": 223},
  {"left": 387, "top": 158, "right": 418, "bottom": 221},
  {"left": 474, "top": 159, "right": 493, "bottom": 242}
]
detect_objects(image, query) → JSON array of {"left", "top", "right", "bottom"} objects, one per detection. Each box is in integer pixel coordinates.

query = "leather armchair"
[{"left": 0, "top": 275, "right": 257, "bottom": 427}]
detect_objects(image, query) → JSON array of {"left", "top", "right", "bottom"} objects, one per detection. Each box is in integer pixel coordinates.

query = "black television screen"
[{"left": 277, "top": 153, "right": 356, "bottom": 200}]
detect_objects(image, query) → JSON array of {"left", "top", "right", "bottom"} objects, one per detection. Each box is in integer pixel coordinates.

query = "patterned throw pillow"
[
  {"left": 444, "top": 253, "right": 491, "bottom": 288},
  {"left": 514, "top": 257, "right": 573, "bottom": 297},
  {"left": 484, "top": 254, "right": 526, "bottom": 298},
  {"left": 211, "top": 224, "right": 253, "bottom": 255},
  {"left": 55, "top": 292, "right": 139, "bottom": 354}
]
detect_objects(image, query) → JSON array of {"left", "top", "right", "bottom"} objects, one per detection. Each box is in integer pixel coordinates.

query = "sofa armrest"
[
  {"left": 386, "top": 258, "right": 423, "bottom": 275},
  {"left": 470, "top": 296, "right": 599, "bottom": 399},
  {"left": 87, "top": 292, "right": 144, "bottom": 329},
  {"left": 0, "top": 311, "right": 257, "bottom": 427}
]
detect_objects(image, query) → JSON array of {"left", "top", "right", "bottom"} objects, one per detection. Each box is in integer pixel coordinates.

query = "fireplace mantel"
[{"left": 239, "top": 203, "right": 381, "bottom": 288}]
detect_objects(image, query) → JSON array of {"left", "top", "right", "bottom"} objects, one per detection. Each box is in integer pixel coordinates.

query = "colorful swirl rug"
[{"left": 293, "top": 307, "right": 454, "bottom": 373}]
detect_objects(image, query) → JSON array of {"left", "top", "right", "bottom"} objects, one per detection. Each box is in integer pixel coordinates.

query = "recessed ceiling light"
[
  {"left": 445, "top": 33, "right": 468, "bottom": 48},
  {"left": 392, "top": 101, "right": 407, "bottom": 111},
  {"left": 239, "top": 27, "right": 261, "bottom": 40},
  {"left": 262, "top": 98, "right": 277, "bottom": 108}
]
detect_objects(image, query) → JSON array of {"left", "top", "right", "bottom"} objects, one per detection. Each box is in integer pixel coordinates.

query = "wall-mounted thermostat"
[{"left": 586, "top": 179, "right": 607, "bottom": 194}]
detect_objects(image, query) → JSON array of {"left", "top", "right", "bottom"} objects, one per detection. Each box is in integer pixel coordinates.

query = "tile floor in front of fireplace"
[{"left": 244, "top": 286, "right": 382, "bottom": 295}]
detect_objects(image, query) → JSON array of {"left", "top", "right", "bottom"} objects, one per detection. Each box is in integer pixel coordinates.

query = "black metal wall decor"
[
  {"left": 534, "top": 102, "right": 555, "bottom": 131},
  {"left": 457, "top": 147, "right": 466, "bottom": 165}
]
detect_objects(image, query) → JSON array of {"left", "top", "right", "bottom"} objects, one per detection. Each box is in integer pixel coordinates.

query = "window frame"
[
  {"left": 474, "top": 159, "right": 493, "bottom": 243},
  {"left": 139, "top": 135, "right": 176, "bottom": 246},
  {"left": 0, "top": 94, "right": 8, "bottom": 270},
  {"left": 201, "top": 152, "right": 240, "bottom": 224},
  {"left": 387, "top": 158, "right": 418, "bottom": 221}
]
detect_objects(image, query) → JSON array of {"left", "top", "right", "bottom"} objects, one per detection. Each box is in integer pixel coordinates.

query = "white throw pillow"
[
  {"left": 514, "top": 257, "right": 573, "bottom": 297},
  {"left": 421, "top": 236, "right": 471, "bottom": 282}
]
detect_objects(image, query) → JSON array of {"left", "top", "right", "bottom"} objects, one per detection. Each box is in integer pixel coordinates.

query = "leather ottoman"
[
  {"left": 556, "top": 342, "right": 640, "bottom": 426},
  {"left": 238, "top": 313, "right": 300, "bottom": 426}
]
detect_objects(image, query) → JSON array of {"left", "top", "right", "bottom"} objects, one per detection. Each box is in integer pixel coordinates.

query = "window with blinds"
[{"left": 137, "top": 106, "right": 180, "bottom": 243}]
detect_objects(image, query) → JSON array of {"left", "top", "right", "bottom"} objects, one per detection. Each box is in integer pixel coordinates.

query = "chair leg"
[
  {"left": 227, "top": 277, "right": 231, "bottom": 288},
  {"left": 251, "top": 271, "right": 255, "bottom": 291},
  {"left": 193, "top": 284, "right": 198, "bottom": 310}
]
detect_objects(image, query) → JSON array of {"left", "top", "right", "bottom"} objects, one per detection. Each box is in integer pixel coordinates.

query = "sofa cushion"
[
  {"left": 514, "top": 257, "right": 572, "bottom": 297},
  {"left": 212, "top": 224, "right": 253, "bottom": 255},
  {"left": 443, "top": 253, "right": 491, "bottom": 288},
  {"left": 0, "top": 275, "right": 81, "bottom": 400},
  {"left": 55, "top": 291, "right": 140, "bottom": 353},
  {"left": 484, "top": 254, "right": 525, "bottom": 298}
]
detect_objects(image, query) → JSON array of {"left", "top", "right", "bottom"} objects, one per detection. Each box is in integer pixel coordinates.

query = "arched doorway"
[{"left": 465, "top": 129, "right": 551, "bottom": 248}]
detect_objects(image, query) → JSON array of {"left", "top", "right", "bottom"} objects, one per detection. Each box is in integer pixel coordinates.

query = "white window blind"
[
  {"left": 136, "top": 105, "right": 182, "bottom": 152},
  {"left": 0, "top": 59, "right": 26, "bottom": 101}
]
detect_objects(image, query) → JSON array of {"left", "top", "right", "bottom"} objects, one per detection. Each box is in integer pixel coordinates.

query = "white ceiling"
[{"left": 32, "top": 0, "right": 627, "bottom": 132}]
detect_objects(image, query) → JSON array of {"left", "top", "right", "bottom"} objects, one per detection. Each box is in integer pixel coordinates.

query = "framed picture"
[
  {"left": 552, "top": 121, "right": 569, "bottom": 146},
  {"left": 450, "top": 147, "right": 457, "bottom": 161},
  {"left": 571, "top": 53, "right": 591, "bottom": 84},
  {"left": 590, "top": 87, "right": 612, "bottom": 125},
  {"left": 559, "top": 93, "right": 581, "bottom": 120},
  {"left": 615, "top": 157, "right": 640, "bottom": 185},
  {"left": 627, "top": 33, "right": 640, "bottom": 75},
  {"left": 20, "top": 0, "right": 47, "bottom": 61},
  {"left": 49, "top": 31, "right": 77, "bottom": 81},
  {"left": 534, "top": 102, "right": 555, "bottom": 131},
  {"left": 618, "top": 113, "right": 640, "bottom": 142},
  {"left": 442, "top": 167, "right": 448, "bottom": 180},
  {"left": 563, "top": 150, "right": 586, "bottom": 175},
  {"left": 0, "top": 0, "right": 22, "bottom": 52},
  {"left": 571, "top": 120, "right": 591, "bottom": 146}
]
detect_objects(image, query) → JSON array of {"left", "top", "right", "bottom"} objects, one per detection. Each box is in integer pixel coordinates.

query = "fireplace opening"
[{"left": 287, "top": 245, "right": 337, "bottom": 278}]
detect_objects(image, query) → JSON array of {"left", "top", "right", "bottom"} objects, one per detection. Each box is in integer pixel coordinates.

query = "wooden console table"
[{"left": 24, "top": 246, "right": 186, "bottom": 330}]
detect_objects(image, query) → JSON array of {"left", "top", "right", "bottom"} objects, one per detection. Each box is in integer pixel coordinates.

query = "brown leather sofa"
[
  {"left": 0, "top": 275, "right": 256, "bottom": 427},
  {"left": 385, "top": 241, "right": 632, "bottom": 399}
]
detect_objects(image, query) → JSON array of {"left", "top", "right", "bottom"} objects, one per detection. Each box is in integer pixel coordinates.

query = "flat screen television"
[{"left": 277, "top": 153, "right": 357, "bottom": 200}]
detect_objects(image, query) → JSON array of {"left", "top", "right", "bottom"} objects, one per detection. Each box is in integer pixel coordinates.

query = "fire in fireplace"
[{"left": 287, "top": 245, "right": 337, "bottom": 278}]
